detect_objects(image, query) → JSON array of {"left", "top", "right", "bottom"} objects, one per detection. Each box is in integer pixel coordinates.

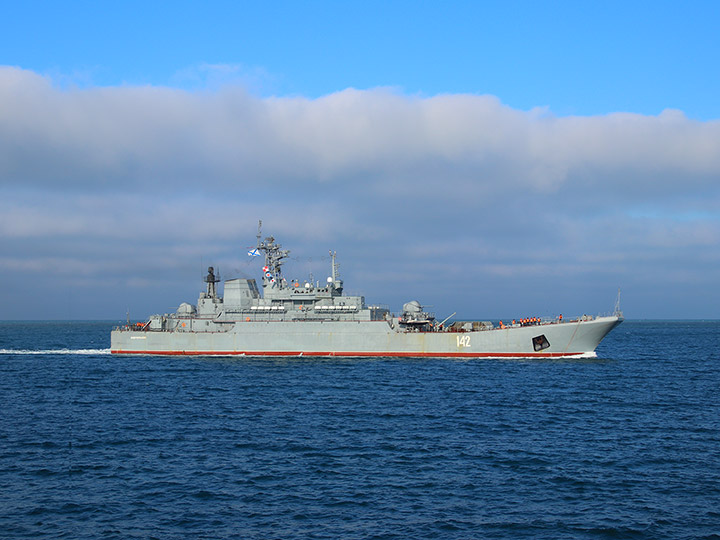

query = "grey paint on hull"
[{"left": 111, "top": 316, "right": 622, "bottom": 357}]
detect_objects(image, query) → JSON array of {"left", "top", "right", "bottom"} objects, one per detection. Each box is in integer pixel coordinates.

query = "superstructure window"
[{"left": 532, "top": 334, "right": 550, "bottom": 351}]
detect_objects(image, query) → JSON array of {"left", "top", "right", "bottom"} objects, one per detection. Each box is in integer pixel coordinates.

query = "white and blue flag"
[{"left": 247, "top": 248, "right": 260, "bottom": 257}]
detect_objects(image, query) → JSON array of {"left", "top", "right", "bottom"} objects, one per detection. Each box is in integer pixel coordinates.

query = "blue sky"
[
  {"left": 5, "top": 0, "right": 719, "bottom": 117},
  {"left": 1, "top": 1, "right": 719, "bottom": 319}
]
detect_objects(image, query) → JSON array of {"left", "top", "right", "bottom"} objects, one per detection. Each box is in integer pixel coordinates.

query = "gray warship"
[{"left": 111, "top": 223, "right": 623, "bottom": 357}]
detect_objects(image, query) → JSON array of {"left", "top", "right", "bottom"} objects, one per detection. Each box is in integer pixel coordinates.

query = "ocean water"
[{"left": 1, "top": 321, "right": 719, "bottom": 540}]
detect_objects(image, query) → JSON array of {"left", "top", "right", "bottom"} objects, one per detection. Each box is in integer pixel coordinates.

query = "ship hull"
[{"left": 111, "top": 315, "right": 622, "bottom": 358}]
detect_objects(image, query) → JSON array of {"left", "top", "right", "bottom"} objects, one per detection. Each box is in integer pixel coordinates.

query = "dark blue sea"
[{"left": 1, "top": 321, "right": 719, "bottom": 540}]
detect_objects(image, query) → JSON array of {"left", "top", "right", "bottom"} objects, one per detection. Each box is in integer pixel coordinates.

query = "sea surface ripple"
[{"left": 1, "top": 321, "right": 719, "bottom": 539}]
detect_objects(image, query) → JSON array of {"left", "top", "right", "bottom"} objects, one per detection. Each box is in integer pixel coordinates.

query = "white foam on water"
[
  {"left": 0, "top": 348, "right": 111, "bottom": 355},
  {"left": 471, "top": 351, "right": 599, "bottom": 360}
]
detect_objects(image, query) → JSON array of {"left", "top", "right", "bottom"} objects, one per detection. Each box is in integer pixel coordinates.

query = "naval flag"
[{"left": 247, "top": 248, "right": 260, "bottom": 257}]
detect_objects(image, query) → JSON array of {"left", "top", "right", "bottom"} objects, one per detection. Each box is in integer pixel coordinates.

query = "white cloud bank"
[{"left": 1, "top": 66, "right": 719, "bottom": 319}]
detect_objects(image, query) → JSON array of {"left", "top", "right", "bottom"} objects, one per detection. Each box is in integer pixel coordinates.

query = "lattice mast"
[{"left": 255, "top": 220, "right": 290, "bottom": 289}]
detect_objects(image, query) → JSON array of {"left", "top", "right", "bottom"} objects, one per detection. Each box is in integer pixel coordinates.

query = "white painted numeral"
[{"left": 456, "top": 335, "right": 471, "bottom": 348}]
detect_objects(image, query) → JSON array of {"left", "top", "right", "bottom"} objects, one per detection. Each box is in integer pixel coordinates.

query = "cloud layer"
[{"left": 1, "top": 66, "right": 719, "bottom": 319}]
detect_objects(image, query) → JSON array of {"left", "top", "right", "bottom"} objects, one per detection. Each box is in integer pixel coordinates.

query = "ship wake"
[{"left": 0, "top": 348, "right": 111, "bottom": 355}]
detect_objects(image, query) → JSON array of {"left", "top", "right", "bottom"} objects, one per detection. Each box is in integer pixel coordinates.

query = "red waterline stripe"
[{"left": 111, "top": 349, "right": 585, "bottom": 358}]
